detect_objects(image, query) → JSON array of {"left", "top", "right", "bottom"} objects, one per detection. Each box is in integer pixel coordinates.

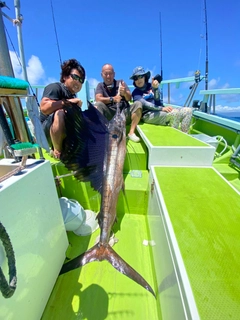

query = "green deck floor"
[
  {"left": 154, "top": 166, "right": 240, "bottom": 320},
  {"left": 41, "top": 214, "right": 160, "bottom": 320}
]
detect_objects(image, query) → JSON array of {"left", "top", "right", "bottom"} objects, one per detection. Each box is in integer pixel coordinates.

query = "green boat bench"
[
  {"left": 137, "top": 123, "right": 215, "bottom": 168},
  {"left": 148, "top": 166, "right": 240, "bottom": 320}
]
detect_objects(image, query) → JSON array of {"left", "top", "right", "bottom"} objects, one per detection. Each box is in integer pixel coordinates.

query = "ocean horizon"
[{"left": 214, "top": 111, "right": 240, "bottom": 123}]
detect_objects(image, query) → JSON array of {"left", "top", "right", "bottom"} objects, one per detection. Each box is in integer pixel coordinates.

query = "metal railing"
[{"left": 199, "top": 88, "right": 240, "bottom": 114}]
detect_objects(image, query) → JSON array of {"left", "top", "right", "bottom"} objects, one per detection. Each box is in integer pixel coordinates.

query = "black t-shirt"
[{"left": 40, "top": 82, "right": 76, "bottom": 123}]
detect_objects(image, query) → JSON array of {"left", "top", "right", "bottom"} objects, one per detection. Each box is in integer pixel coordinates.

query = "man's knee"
[
  {"left": 131, "top": 101, "right": 142, "bottom": 117},
  {"left": 131, "top": 100, "right": 142, "bottom": 111},
  {"left": 54, "top": 109, "right": 65, "bottom": 122}
]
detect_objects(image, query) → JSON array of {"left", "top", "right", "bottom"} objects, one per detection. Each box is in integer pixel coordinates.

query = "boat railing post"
[
  {"left": 208, "top": 95, "right": 212, "bottom": 114},
  {"left": 168, "top": 83, "right": 170, "bottom": 104},
  {"left": 213, "top": 94, "right": 216, "bottom": 114}
]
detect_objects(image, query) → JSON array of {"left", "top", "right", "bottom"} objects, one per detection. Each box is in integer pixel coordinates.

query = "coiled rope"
[{"left": 0, "top": 222, "right": 17, "bottom": 298}]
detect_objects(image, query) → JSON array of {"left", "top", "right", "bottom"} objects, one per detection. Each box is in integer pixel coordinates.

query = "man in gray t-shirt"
[{"left": 95, "top": 64, "right": 142, "bottom": 143}]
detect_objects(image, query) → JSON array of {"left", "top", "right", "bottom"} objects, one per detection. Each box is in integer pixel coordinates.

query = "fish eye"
[{"left": 112, "top": 134, "right": 118, "bottom": 139}]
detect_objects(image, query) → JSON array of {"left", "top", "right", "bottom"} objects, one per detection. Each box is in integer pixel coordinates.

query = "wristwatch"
[{"left": 110, "top": 97, "right": 113, "bottom": 104}]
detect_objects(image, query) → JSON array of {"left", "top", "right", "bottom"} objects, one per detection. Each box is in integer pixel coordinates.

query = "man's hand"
[
  {"left": 118, "top": 81, "right": 131, "bottom": 101},
  {"left": 119, "top": 81, "right": 127, "bottom": 96},
  {"left": 152, "top": 77, "right": 159, "bottom": 89},
  {"left": 113, "top": 95, "right": 122, "bottom": 103},
  {"left": 65, "top": 98, "right": 83, "bottom": 108},
  {"left": 162, "top": 106, "right": 173, "bottom": 113}
]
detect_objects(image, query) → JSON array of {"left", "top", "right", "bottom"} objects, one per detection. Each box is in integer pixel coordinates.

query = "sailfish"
[{"left": 59, "top": 102, "right": 155, "bottom": 297}]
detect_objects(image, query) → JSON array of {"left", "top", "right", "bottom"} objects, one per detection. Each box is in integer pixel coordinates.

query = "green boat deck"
[
  {"left": 40, "top": 123, "right": 240, "bottom": 320},
  {"left": 41, "top": 214, "right": 160, "bottom": 320}
]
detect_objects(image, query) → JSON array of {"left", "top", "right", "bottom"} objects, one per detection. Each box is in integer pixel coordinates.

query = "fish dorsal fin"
[{"left": 61, "top": 101, "right": 108, "bottom": 192}]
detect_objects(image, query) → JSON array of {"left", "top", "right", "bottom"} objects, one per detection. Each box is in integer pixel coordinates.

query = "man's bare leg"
[
  {"left": 50, "top": 110, "right": 66, "bottom": 158},
  {"left": 128, "top": 108, "right": 142, "bottom": 135}
]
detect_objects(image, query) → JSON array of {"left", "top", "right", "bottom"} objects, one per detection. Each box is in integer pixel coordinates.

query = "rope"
[
  {"left": 0, "top": 165, "right": 24, "bottom": 183},
  {"left": 0, "top": 222, "right": 17, "bottom": 298},
  {"left": 214, "top": 136, "right": 228, "bottom": 158},
  {"left": 0, "top": 156, "right": 27, "bottom": 183}
]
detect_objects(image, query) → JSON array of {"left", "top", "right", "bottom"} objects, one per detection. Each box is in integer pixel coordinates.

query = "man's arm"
[
  {"left": 40, "top": 97, "right": 65, "bottom": 115},
  {"left": 95, "top": 93, "right": 113, "bottom": 105},
  {"left": 40, "top": 97, "right": 83, "bottom": 115},
  {"left": 95, "top": 83, "right": 112, "bottom": 105}
]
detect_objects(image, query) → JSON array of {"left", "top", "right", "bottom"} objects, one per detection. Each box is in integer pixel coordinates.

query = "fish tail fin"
[
  {"left": 59, "top": 243, "right": 99, "bottom": 275},
  {"left": 59, "top": 243, "right": 155, "bottom": 297},
  {"left": 105, "top": 245, "right": 155, "bottom": 297}
]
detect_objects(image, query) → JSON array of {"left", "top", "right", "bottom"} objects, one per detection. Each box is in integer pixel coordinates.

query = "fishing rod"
[
  {"left": 50, "top": 0, "right": 62, "bottom": 66},
  {"left": 190, "top": 0, "right": 209, "bottom": 92},
  {"left": 204, "top": 0, "right": 208, "bottom": 90},
  {"left": 155, "top": 11, "right": 163, "bottom": 103},
  {"left": 159, "top": 12, "right": 163, "bottom": 82}
]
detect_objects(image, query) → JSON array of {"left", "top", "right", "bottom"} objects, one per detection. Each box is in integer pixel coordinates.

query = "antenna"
[{"left": 204, "top": 0, "right": 208, "bottom": 90}]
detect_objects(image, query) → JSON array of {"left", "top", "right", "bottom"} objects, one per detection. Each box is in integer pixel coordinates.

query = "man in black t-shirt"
[
  {"left": 40, "top": 58, "right": 85, "bottom": 159},
  {"left": 95, "top": 64, "right": 142, "bottom": 143}
]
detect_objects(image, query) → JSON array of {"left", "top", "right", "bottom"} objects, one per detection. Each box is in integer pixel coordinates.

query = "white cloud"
[
  {"left": 47, "top": 77, "right": 57, "bottom": 84},
  {"left": 221, "top": 83, "right": 230, "bottom": 89},
  {"left": 26, "top": 55, "right": 45, "bottom": 85},
  {"left": 10, "top": 51, "right": 45, "bottom": 84},
  {"left": 208, "top": 78, "right": 220, "bottom": 89},
  {"left": 10, "top": 51, "right": 57, "bottom": 86},
  {"left": 9, "top": 51, "right": 22, "bottom": 76},
  {"left": 215, "top": 105, "right": 240, "bottom": 113},
  {"left": 208, "top": 78, "right": 231, "bottom": 91}
]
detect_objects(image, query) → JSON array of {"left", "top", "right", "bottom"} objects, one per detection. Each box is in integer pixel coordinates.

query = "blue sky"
[{"left": 2, "top": 0, "right": 240, "bottom": 114}]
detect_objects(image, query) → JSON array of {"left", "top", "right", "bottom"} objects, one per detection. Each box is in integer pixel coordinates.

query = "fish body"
[
  {"left": 99, "top": 104, "right": 126, "bottom": 243},
  {"left": 60, "top": 103, "right": 155, "bottom": 297}
]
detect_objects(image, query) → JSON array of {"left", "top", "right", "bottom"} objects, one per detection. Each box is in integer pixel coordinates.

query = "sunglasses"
[
  {"left": 70, "top": 73, "right": 84, "bottom": 84},
  {"left": 133, "top": 75, "right": 144, "bottom": 81}
]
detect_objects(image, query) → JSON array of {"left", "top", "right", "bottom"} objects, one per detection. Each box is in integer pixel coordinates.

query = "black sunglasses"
[
  {"left": 133, "top": 75, "right": 144, "bottom": 81},
  {"left": 70, "top": 73, "right": 84, "bottom": 84}
]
